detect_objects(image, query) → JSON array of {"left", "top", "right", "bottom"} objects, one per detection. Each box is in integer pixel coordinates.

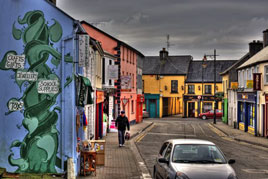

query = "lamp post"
[{"left": 203, "top": 49, "right": 218, "bottom": 124}]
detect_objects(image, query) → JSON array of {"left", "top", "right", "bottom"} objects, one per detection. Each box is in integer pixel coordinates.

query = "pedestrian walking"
[{"left": 115, "top": 110, "right": 130, "bottom": 147}]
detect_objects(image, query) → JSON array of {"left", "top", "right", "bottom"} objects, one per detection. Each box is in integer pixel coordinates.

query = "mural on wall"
[{"left": 0, "top": 10, "right": 72, "bottom": 173}]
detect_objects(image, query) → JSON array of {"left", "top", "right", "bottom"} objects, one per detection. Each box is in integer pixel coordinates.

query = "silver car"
[{"left": 154, "top": 139, "right": 237, "bottom": 179}]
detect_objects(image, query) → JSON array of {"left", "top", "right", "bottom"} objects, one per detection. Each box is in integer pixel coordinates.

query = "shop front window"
[
  {"left": 202, "top": 102, "right": 212, "bottom": 113},
  {"left": 249, "top": 104, "right": 255, "bottom": 127},
  {"left": 240, "top": 103, "right": 245, "bottom": 123}
]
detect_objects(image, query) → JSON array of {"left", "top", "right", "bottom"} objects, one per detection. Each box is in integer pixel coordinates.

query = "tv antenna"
[{"left": 166, "top": 34, "right": 174, "bottom": 51}]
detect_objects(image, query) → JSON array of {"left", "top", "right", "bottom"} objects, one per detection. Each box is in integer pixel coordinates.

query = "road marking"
[
  {"left": 242, "top": 169, "right": 268, "bottom": 174},
  {"left": 146, "top": 132, "right": 196, "bottom": 137},
  {"left": 135, "top": 124, "right": 155, "bottom": 143},
  {"left": 208, "top": 123, "right": 227, "bottom": 137}
]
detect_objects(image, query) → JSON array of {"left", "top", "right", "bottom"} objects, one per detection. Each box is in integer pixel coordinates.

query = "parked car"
[
  {"left": 199, "top": 109, "right": 222, "bottom": 120},
  {"left": 143, "top": 109, "right": 149, "bottom": 118},
  {"left": 154, "top": 139, "right": 237, "bottom": 179}
]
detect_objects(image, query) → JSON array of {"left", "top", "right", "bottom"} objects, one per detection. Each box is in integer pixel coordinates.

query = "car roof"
[{"left": 166, "top": 139, "right": 215, "bottom": 145}]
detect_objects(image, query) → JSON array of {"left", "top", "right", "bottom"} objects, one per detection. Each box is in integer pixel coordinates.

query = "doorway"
[
  {"left": 188, "top": 102, "right": 195, "bottom": 117},
  {"left": 149, "top": 99, "right": 157, "bottom": 118}
]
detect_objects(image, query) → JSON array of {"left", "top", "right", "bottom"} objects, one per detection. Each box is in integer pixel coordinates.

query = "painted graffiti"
[
  {"left": 0, "top": 10, "right": 73, "bottom": 173},
  {"left": 5, "top": 54, "right": 25, "bottom": 69},
  {"left": 38, "top": 79, "right": 59, "bottom": 94}
]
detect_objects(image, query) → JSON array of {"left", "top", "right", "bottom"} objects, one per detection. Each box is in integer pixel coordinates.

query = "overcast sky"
[{"left": 57, "top": 0, "right": 268, "bottom": 60}]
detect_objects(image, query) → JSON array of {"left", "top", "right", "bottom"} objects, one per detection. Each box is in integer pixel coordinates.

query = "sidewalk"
[
  {"left": 78, "top": 121, "right": 153, "bottom": 179},
  {"left": 212, "top": 122, "right": 268, "bottom": 148}
]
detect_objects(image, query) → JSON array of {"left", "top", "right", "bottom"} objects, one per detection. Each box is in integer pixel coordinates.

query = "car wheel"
[
  {"left": 202, "top": 115, "right": 207, "bottom": 120},
  {"left": 153, "top": 168, "right": 157, "bottom": 179}
]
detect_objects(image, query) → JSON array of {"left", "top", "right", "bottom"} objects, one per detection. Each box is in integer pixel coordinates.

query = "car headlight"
[
  {"left": 228, "top": 173, "right": 238, "bottom": 179},
  {"left": 176, "top": 172, "right": 190, "bottom": 179}
]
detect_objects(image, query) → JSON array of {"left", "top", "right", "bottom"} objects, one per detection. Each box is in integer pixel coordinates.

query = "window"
[
  {"left": 109, "top": 80, "right": 112, "bottom": 85},
  {"left": 159, "top": 142, "right": 169, "bottom": 156},
  {"left": 244, "top": 70, "right": 247, "bottom": 87},
  {"left": 205, "top": 85, "right": 211, "bottom": 94},
  {"left": 132, "top": 74, "right": 134, "bottom": 89},
  {"left": 265, "top": 66, "right": 268, "bottom": 84},
  {"left": 131, "top": 100, "right": 134, "bottom": 113},
  {"left": 188, "top": 85, "right": 195, "bottom": 94},
  {"left": 109, "top": 60, "right": 112, "bottom": 65},
  {"left": 171, "top": 80, "right": 178, "bottom": 93},
  {"left": 164, "top": 144, "right": 172, "bottom": 161}
]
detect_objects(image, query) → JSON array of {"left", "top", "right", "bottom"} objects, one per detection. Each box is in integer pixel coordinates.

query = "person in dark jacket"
[{"left": 115, "top": 110, "right": 130, "bottom": 147}]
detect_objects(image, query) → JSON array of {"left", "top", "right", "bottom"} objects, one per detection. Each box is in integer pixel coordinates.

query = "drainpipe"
[{"left": 61, "top": 34, "right": 75, "bottom": 172}]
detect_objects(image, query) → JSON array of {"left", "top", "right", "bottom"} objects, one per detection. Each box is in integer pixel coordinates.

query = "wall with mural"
[{"left": 0, "top": 0, "right": 78, "bottom": 173}]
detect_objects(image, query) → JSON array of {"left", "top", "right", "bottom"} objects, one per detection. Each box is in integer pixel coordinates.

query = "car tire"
[
  {"left": 153, "top": 168, "right": 157, "bottom": 179},
  {"left": 202, "top": 115, "right": 207, "bottom": 120}
]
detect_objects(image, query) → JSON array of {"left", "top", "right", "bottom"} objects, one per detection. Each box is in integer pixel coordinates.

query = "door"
[
  {"left": 263, "top": 103, "right": 268, "bottom": 137},
  {"left": 155, "top": 142, "right": 169, "bottom": 179},
  {"left": 149, "top": 99, "right": 157, "bottom": 118},
  {"left": 163, "top": 98, "right": 169, "bottom": 116},
  {"left": 188, "top": 102, "right": 195, "bottom": 117}
]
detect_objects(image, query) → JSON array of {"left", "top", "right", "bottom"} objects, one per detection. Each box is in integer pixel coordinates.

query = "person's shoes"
[
  {"left": 122, "top": 144, "right": 125, "bottom": 147},
  {"left": 119, "top": 144, "right": 122, "bottom": 147}
]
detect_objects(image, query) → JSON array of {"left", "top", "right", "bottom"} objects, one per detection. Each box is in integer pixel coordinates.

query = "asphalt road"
[{"left": 136, "top": 117, "right": 268, "bottom": 179}]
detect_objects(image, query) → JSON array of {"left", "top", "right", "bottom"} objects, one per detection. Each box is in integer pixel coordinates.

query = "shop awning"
[{"left": 76, "top": 75, "right": 94, "bottom": 106}]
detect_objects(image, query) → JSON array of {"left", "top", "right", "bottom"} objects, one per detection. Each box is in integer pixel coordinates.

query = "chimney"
[
  {"left": 160, "top": 48, "right": 168, "bottom": 61},
  {"left": 48, "top": 0, "right": 56, "bottom": 5},
  {"left": 263, "top": 29, "right": 268, "bottom": 48},
  {"left": 249, "top": 40, "right": 263, "bottom": 57}
]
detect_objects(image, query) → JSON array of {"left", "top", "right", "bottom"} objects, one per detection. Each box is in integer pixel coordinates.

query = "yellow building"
[
  {"left": 143, "top": 48, "right": 192, "bottom": 118},
  {"left": 184, "top": 60, "right": 236, "bottom": 118}
]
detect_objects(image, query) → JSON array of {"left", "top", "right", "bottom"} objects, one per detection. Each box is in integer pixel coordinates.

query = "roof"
[
  {"left": 186, "top": 60, "right": 237, "bottom": 83},
  {"left": 167, "top": 139, "right": 215, "bottom": 145},
  {"left": 142, "top": 56, "right": 193, "bottom": 75},
  {"left": 238, "top": 46, "right": 268, "bottom": 69},
  {"left": 220, "top": 53, "right": 250, "bottom": 75},
  {"left": 80, "top": 21, "right": 144, "bottom": 57}
]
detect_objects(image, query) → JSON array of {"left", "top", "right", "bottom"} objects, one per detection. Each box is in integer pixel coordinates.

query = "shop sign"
[
  {"left": 231, "top": 82, "right": 238, "bottom": 90},
  {"left": 246, "top": 80, "right": 253, "bottom": 89},
  {"left": 253, "top": 73, "right": 261, "bottom": 91},
  {"left": 96, "top": 91, "right": 104, "bottom": 103},
  {"left": 37, "top": 79, "right": 59, "bottom": 94},
  {"left": 78, "top": 34, "right": 90, "bottom": 67},
  {"left": 121, "top": 76, "right": 132, "bottom": 91},
  {"left": 5, "top": 54, "right": 25, "bottom": 69},
  {"left": 16, "top": 71, "right": 38, "bottom": 81},
  {"left": 8, "top": 99, "right": 24, "bottom": 111},
  {"left": 242, "top": 94, "right": 248, "bottom": 100},
  {"left": 265, "top": 95, "right": 268, "bottom": 102},
  {"left": 108, "top": 65, "right": 118, "bottom": 80}
]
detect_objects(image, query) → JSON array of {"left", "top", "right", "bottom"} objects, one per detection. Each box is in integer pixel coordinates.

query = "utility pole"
[
  {"left": 213, "top": 49, "right": 217, "bottom": 124},
  {"left": 203, "top": 50, "right": 218, "bottom": 124}
]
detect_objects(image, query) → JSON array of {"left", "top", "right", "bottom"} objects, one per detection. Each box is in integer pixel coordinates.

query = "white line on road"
[{"left": 147, "top": 132, "right": 196, "bottom": 136}]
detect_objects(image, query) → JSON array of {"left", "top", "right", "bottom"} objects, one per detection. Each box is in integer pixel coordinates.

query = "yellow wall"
[
  {"left": 143, "top": 75, "right": 186, "bottom": 117},
  {"left": 185, "top": 82, "right": 223, "bottom": 95},
  {"left": 222, "top": 74, "right": 229, "bottom": 98}
]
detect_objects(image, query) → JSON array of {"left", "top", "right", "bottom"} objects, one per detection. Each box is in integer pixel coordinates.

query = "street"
[{"left": 136, "top": 117, "right": 268, "bottom": 179}]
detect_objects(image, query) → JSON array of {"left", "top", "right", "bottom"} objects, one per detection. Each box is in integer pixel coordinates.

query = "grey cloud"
[{"left": 57, "top": 0, "right": 268, "bottom": 60}]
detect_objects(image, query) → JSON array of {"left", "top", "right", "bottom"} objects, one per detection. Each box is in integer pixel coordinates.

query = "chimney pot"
[{"left": 249, "top": 40, "right": 263, "bottom": 57}]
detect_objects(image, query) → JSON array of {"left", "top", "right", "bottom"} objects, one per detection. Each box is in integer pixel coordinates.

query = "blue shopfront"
[
  {"left": 237, "top": 92, "right": 257, "bottom": 136},
  {"left": 144, "top": 94, "right": 160, "bottom": 118}
]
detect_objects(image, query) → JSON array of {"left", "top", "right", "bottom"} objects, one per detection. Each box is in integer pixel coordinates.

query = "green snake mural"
[{"left": 0, "top": 10, "right": 72, "bottom": 173}]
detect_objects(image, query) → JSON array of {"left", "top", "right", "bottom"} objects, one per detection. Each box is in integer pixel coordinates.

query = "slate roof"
[
  {"left": 220, "top": 53, "right": 250, "bottom": 75},
  {"left": 143, "top": 56, "right": 193, "bottom": 75},
  {"left": 238, "top": 46, "right": 268, "bottom": 69},
  {"left": 186, "top": 60, "right": 237, "bottom": 83}
]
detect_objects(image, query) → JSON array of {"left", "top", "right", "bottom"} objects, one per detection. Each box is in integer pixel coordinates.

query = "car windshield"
[{"left": 172, "top": 144, "right": 227, "bottom": 164}]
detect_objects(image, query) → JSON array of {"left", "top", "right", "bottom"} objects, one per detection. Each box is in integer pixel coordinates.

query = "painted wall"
[
  {"left": 0, "top": 0, "right": 78, "bottom": 174},
  {"left": 222, "top": 74, "right": 229, "bottom": 98},
  {"left": 95, "top": 50, "right": 103, "bottom": 90},
  {"left": 81, "top": 24, "right": 117, "bottom": 55},
  {"left": 103, "top": 54, "right": 115, "bottom": 88}
]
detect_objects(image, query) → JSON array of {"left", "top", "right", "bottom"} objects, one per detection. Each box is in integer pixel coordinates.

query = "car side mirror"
[
  {"left": 228, "top": 159, "right": 235, "bottom": 164},
  {"left": 158, "top": 158, "right": 169, "bottom": 164}
]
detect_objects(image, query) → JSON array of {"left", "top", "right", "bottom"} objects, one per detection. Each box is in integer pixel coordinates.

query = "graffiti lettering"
[
  {"left": 8, "top": 99, "right": 24, "bottom": 111},
  {"left": 5, "top": 54, "right": 25, "bottom": 69},
  {"left": 38, "top": 80, "right": 59, "bottom": 94},
  {"left": 16, "top": 71, "right": 38, "bottom": 81}
]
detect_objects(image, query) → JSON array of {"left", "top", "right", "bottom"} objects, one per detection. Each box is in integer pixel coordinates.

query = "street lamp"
[{"left": 203, "top": 49, "right": 218, "bottom": 124}]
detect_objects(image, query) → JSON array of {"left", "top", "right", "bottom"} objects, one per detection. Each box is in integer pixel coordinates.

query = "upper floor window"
[
  {"left": 205, "top": 85, "right": 212, "bottom": 94},
  {"left": 188, "top": 85, "right": 195, "bottom": 94},
  {"left": 265, "top": 66, "right": 268, "bottom": 84},
  {"left": 171, "top": 80, "right": 178, "bottom": 93}
]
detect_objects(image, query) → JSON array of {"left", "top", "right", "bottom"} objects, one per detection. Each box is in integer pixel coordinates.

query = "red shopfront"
[
  {"left": 96, "top": 90, "right": 105, "bottom": 139},
  {"left": 136, "top": 94, "right": 144, "bottom": 123}
]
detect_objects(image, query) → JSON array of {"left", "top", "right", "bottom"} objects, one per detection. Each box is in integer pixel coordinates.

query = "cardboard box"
[{"left": 90, "top": 140, "right": 105, "bottom": 165}]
